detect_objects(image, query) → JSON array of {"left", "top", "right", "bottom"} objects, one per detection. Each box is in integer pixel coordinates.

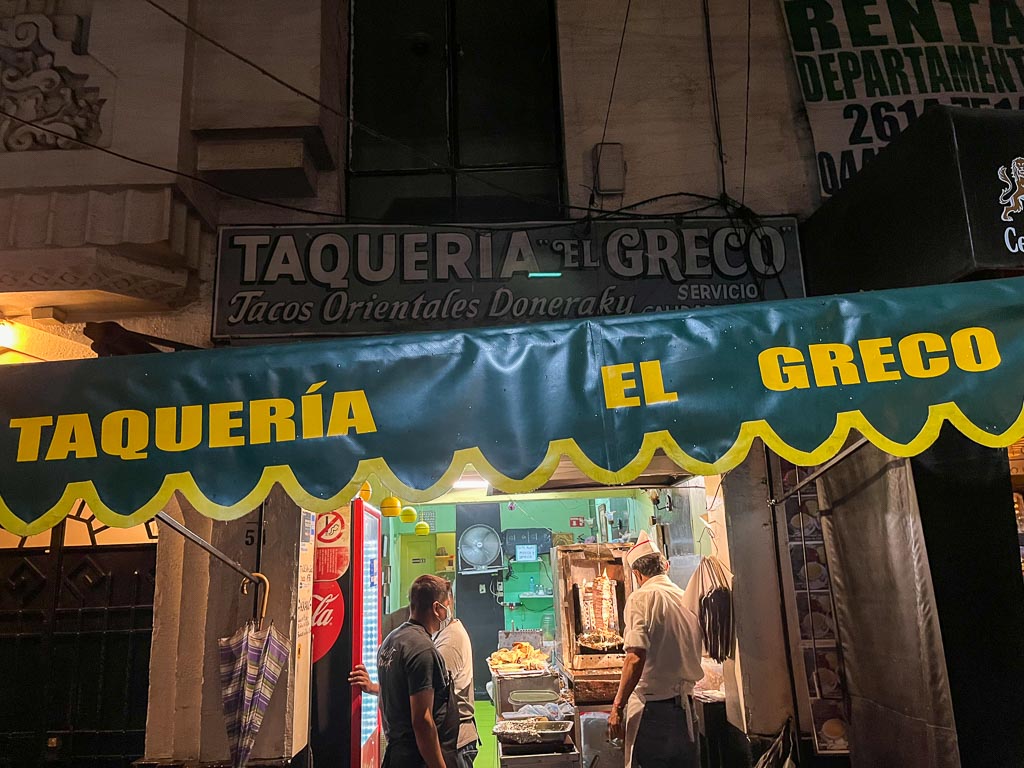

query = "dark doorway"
[
  {"left": 0, "top": 508, "right": 157, "bottom": 768},
  {"left": 454, "top": 503, "right": 504, "bottom": 697}
]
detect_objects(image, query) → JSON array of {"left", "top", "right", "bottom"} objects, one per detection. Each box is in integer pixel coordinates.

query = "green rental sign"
[{"left": 780, "top": 0, "right": 1024, "bottom": 195}]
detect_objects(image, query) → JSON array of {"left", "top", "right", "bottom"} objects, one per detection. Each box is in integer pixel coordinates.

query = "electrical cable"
[
  {"left": 0, "top": 102, "right": 735, "bottom": 242},
  {"left": 594, "top": 0, "right": 634, "bottom": 210},
  {"left": 0, "top": 106, "right": 370, "bottom": 222},
  {"left": 141, "top": 0, "right": 655, "bottom": 221},
  {"left": 613, "top": 191, "right": 721, "bottom": 213},
  {"left": 143, "top": 0, "right": 754, "bottom": 228},
  {"left": 85, "top": 3, "right": 759, "bottom": 231},
  {"left": 539, "top": 553, "right": 553, "bottom": 584},
  {"left": 520, "top": 603, "right": 551, "bottom": 613},
  {"left": 740, "top": 0, "right": 753, "bottom": 206},
  {"left": 10, "top": 0, "right": 795, "bottom": 311},
  {"left": 701, "top": 0, "right": 728, "bottom": 197}
]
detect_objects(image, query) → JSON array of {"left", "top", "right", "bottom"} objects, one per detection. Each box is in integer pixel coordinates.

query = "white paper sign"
[{"left": 779, "top": 0, "right": 1024, "bottom": 195}]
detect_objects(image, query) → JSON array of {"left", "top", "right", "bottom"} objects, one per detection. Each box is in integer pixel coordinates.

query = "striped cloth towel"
[{"left": 218, "top": 621, "right": 290, "bottom": 768}]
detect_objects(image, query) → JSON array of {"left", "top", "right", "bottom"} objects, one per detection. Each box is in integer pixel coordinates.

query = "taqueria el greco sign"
[
  {"left": 213, "top": 218, "right": 803, "bottom": 338},
  {"left": 4, "top": 276, "right": 1024, "bottom": 535}
]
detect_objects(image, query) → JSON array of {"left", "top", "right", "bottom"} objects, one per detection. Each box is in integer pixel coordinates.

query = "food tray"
[
  {"left": 493, "top": 719, "right": 573, "bottom": 745},
  {"left": 489, "top": 666, "right": 550, "bottom": 678},
  {"left": 509, "top": 689, "right": 560, "bottom": 704}
]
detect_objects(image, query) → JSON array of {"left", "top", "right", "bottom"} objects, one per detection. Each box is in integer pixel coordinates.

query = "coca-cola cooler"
[{"left": 310, "top": 498, "right": 382, "bottom": 766}]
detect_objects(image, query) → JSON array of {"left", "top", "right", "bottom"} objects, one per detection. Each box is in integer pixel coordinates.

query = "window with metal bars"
[{"left": 348, "top": 0, "right": 565, "bottom": 223}]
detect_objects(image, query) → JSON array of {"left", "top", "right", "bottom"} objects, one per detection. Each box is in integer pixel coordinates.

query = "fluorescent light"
[
  {"left": 0, "top": 321, "right": 17, "bottom": 349},
  {"left": 453, "top": 478, "right": 490, "bottom": 490},
  {"left": 527, "top": 272, "right": 562, "bottom": 278}
]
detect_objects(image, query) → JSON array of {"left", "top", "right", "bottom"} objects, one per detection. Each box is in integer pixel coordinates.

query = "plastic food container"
[{"left": 508, "top": 689, "right": 560, "bottom": 705}]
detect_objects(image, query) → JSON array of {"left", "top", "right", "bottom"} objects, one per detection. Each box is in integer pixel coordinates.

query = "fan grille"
[{"left": 459, "top": 524, "right": 502, "bottom": 567}]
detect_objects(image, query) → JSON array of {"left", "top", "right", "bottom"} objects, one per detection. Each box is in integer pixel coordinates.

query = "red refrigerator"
[{"left": 310, "top": 498, "right": 382, "bottom": 766}]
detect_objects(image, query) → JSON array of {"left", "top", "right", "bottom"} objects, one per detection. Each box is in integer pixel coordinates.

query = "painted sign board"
[{"left": 214, "top": 218, "right": 804, "bottom": 338}]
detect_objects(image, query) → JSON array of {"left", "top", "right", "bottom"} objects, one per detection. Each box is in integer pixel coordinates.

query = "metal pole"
[
  {"left": 769, "top": 437, "right": 870, "bottom": 507},
  {"left": 763, "top": 445, "right": 805, "bottom": 762},
  {"left": 252, "top": 501, "right": 266, "bottom": 622},
  {"left": 155, "top": 511, "right": 258, "bottom": 585}
]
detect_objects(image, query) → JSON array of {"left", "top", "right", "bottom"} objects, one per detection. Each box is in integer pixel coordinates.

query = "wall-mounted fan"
[{"left": 458, "top": 524, "right": 504, "bottom": 574}]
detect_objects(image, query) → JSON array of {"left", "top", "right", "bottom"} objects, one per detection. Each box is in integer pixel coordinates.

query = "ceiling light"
[
  {"left": 0, "top": 320, "right": 18, "bottom": 350},
  {"left": 453, "top": 478, "right": 490, "bottom": 490}
]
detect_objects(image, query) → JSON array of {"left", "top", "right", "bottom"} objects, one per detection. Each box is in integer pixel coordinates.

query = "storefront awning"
[{"left": 3, "top": 276, "right": 1024, "bottom": 535}]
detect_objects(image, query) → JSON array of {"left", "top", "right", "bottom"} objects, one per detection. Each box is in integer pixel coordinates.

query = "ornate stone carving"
[
  {"left": 0, "top": 247, "right": 191, "bottom": 314},
  {"left": 0, "top": 14, "right": 113, "bottom": 152}
]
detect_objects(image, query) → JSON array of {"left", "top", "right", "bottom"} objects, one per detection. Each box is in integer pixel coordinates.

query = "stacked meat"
[{"left": 578, "top": 574, "right": 624, "bottom": 650}]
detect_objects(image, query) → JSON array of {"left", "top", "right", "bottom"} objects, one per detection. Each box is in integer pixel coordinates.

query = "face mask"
[{"left": 432, "top": 603, "right": 452, "bottom": 639}]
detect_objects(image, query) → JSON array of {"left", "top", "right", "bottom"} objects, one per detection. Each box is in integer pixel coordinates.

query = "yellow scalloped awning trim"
[{"left": 2, "top": 399, "right": 1023, "bottom": 536}]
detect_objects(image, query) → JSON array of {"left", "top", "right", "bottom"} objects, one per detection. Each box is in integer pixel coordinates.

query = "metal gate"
[{"left": 0, "top": 505, "right": 157, "bottom": 768}]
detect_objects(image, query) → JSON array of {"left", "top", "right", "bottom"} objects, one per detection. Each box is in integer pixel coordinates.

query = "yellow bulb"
[
  {"left": 415, "top": 521, "right": 430, "bottom": 536},
  {"left": 358, "top": 481, "right": 373, "bottom": 502},
  {"left": 399, "top": 506, "right": 418, "bottom": 524},
  {"left": 381, "top": 496, "right": 401, "bottom": 517}
]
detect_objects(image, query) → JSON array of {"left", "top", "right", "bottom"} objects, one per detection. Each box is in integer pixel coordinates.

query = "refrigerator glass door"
[{"left": 360, "top": 510, "right": 381, "bottom": 757}]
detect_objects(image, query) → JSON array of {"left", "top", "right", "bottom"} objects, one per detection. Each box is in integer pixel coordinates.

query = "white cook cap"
[{"left": 625, "top": 531, "right": 660, "bottom": 569}]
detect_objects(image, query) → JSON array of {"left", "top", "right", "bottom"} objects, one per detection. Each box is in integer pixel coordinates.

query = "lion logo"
[{"left": 998, "top": 157, "right": 1024, "bottom": 222}]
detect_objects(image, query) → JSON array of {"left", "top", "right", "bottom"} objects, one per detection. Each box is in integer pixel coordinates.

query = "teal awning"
[{"left": 2, "top": 277, "right": 1023, "bottom": 535}]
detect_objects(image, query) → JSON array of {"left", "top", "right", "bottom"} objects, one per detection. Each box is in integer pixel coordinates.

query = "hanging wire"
[
  {"left": 0, "top": 102, "right": 742, "bottom": 242},
  {"left": 741, "top": 0, "right": 753, "bottom": 206},
  {"left": 138, "top": 0, "right": 781, "bottom": 232},
  {"left": 142, "top": 0, "right": 640, "bottom": 221},
  {"left": 142, "top": 0, "right": 747, "bottom": 227},
  {"left": 0, "top": 107, "right": 373, "bottom": 222},
  {"left": 0, "top": 0, "right": 796, "bottom": 309},
  {"left": 701, "top": 0, "right": 728, "bottom": 197},
  {"left": 613, "top": 191, "right": 721, "bottom": 213},
  {"left": 594, "top": 0, "right": 634, "bottom": 210}
]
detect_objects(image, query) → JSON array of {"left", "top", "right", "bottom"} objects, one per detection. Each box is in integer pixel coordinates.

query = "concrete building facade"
[{"left": 0, "top": 2, "right": 924, "bottom": 767}]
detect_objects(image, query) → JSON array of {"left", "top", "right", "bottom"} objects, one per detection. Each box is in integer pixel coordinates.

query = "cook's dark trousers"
[{"left": 633, "top": 698, "right": 699, "bottom": 768}]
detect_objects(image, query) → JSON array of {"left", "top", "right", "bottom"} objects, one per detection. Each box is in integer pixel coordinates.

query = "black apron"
[
  {"left": 633, "top": 697, "right": 699, "bottom": 768},
  {"left": 437, "top": 668, "right": 461, "bottom": 768}
]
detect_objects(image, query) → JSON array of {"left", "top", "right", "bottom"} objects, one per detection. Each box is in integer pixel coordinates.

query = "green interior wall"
[
  {"left": 386, "top": 504, "right": 456, "bottom": 610},
  {"left": 499, "top": 497, "right": 591, "bottom": 632},
  {"left": 383, "top": 490, "right": 656, "bottom": 631}
]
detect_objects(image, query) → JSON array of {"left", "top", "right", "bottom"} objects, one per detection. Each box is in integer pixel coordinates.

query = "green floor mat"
[{"left": 474, "top": 699, "right": 497, "bottom": 768}]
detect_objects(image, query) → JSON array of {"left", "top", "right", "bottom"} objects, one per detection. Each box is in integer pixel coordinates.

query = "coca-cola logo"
[{"left": 311, "top": 581, "right": 345, "bottom": 663}]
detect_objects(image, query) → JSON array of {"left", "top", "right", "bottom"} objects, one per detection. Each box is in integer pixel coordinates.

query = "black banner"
[{"left": 213, "top": 218, "right": 803, "bottom": 338}]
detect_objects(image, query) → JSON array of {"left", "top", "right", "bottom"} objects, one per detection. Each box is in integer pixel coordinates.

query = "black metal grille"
[{"left": 0, "top": 523, "right": 156, "bottom": 768}]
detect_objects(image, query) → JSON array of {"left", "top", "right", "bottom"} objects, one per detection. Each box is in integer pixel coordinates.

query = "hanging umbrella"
[
  {"left": 218, "top": 573, "right": 291, "bottom": 768},
  {"left": 753, "top": 718, "right": 798, "bottom": 768}
]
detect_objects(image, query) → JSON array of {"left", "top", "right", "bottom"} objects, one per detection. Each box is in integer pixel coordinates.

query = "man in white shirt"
[
  {"left": 433, "top": 585, "right": 479, "bottom": 768},
  {"left": 609, "top": 532, "right": 704, "bottom": 768}
]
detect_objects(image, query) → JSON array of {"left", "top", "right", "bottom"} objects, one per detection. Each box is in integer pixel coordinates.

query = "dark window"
[{"left": 349, "top": 0, "right": 564, "bottom": 223}]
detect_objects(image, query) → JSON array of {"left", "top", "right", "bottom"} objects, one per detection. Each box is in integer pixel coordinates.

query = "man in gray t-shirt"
[
  {"left": 434, "top": 584, "right": 479, "bottom": 768},
  {"left": 351, "top": 575, "right": 458, "bottom": 768}
]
